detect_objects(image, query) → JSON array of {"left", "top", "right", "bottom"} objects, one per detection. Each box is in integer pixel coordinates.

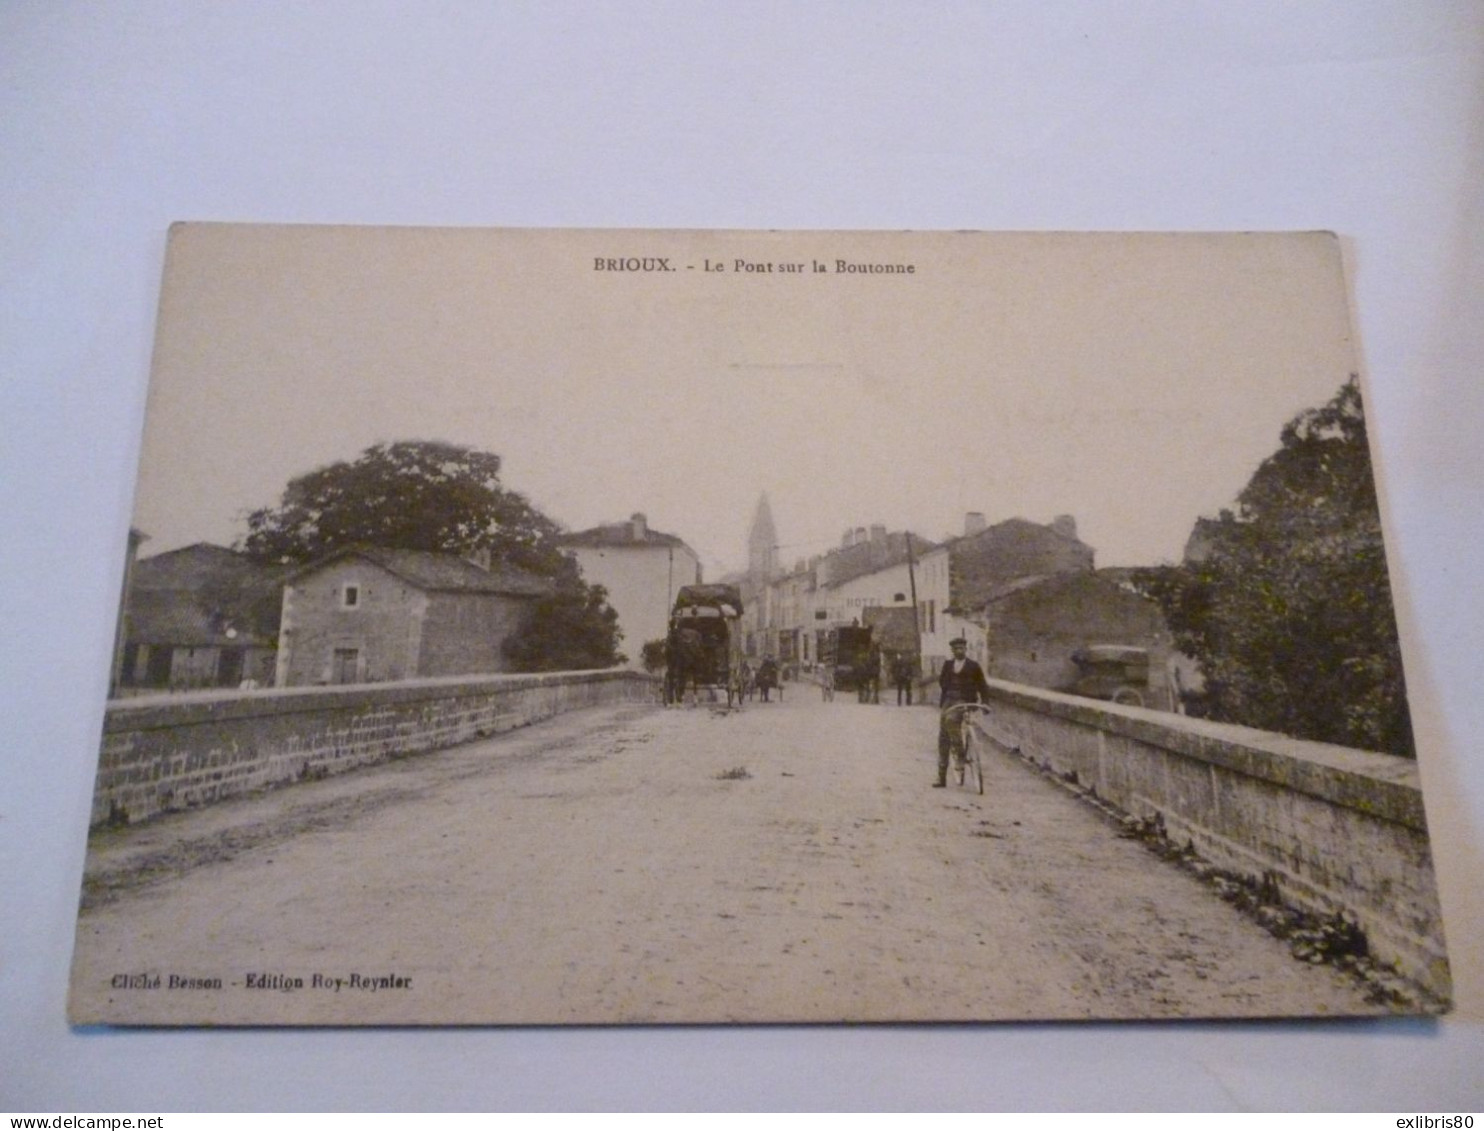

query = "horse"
[
  {"left": 755, "top": 658, "right": 780, "bottom": 702},
  {"left": 664, "top": 626, "right": 708, "bottom": 705}
]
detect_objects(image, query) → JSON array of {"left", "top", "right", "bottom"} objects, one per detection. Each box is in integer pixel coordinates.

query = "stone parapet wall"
[
  {"left": 974, "top": 680, "right": 1450, "bottom": 999},
  {"left": 93, "top": 670, "right": 657, "bottom": 829}
]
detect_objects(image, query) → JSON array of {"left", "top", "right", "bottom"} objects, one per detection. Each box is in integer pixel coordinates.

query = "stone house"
[
  {"left": 275, "top": 546, "right": 551, "bottom": 686},
  {"left": 117, "top": 542, "right": 283, "bottom": 693},
  {"left": 914, "top": 514, "right": 1094, "bottom": 671},
  {"left": 555, "top": 513, "right": 701, "bottom": 669},
  {"left": 977, "top": 570, "right": 1177, "bottom": 709}
]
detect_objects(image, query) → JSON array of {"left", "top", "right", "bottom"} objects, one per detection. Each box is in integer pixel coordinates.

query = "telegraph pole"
[{"left": 905, "top": 532, "right": 921, "bottom": 675}]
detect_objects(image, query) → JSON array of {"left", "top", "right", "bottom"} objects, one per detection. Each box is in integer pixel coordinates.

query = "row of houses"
[
  {"left": 114, "top": 542, "right": 557, "bottom": 692},
  {"left": 738, "top": 507, "right": 1181, "bottom": 710},
  {"left": 113, "top": 503, "right": 1179, "bottom": 710},
  {"left": 113, "top": 512, "right": 703, "bottom": 695}
]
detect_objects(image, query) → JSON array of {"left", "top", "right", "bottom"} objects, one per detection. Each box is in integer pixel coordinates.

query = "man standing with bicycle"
[{"left": 935, "top": 635, "right": 991, "bottom": 787}]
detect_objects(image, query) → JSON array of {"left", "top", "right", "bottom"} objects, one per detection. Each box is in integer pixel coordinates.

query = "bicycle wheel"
[{"left": 966, "top": 721, "right": 984, "bottom": 795}]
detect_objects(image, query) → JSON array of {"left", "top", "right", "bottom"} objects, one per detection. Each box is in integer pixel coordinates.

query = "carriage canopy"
[{"left": 671, "top": 583, "right": 744, "bottom": 619}]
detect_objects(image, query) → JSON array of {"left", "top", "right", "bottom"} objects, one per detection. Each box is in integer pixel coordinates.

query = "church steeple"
[{"left": 747, "top": 493, "right": 779, "bottom": 580}]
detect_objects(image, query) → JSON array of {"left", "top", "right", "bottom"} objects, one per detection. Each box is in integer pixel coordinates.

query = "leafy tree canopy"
[
  {"left": 1134, "top": 377, "right": 1414, "bottom": 756},
  {"left": 239, "top": 440, "right": 623, "bottom": 670},
  {"left": 240, "top": 440, "right": 563, "bottom": 573},
  {"left": 502, "top": 568, "right": 626, "bottom": 672},
  {"left": 639, "top": 638, "right": 669, "bottom": 675}
]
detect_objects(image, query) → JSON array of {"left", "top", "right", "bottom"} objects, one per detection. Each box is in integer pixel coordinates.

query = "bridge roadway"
[{"left": 71, "top": 693, "right": 1388, "bottom": 1025}]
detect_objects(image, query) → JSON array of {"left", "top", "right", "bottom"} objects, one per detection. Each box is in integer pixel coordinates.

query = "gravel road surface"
[{"left": 70, "top": 695, "right": 1387, "bottom": 1024}]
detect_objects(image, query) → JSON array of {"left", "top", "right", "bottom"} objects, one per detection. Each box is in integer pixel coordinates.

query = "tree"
[
  {"left": 502, "top": 564, "right": 626, "bottom": 672},
  {"left": 240, "top": 440, "right": 563, "bottom": 574},
  {"left": 239, "top": 440, "right": 624, "bottom": 670},
  {"left": 639, "top": 638, "right": 669, "bottom": 675},
  {"left": 1135, "top": 377, "right": 1414, "bottom": 756}
]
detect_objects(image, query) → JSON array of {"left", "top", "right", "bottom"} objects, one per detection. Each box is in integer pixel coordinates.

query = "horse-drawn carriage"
[
  {"left": 863, "top": 605, "right": 920, "bottom": 703},
  {"left": 663, "top": 583, "right": 745, "bottom": 707},
  {"left": 826, "top": 624, "right": 879, "bottom": 702}
]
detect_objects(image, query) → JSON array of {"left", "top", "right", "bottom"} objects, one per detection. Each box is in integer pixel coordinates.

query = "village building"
[
  {"left": 741, "top": 506, "right": 1174, "bottom": 707},
  {"left": 914, "top": 513, "right": 1095, "bottom": 670},
  {"left": 117, "top": 542, "right": 284, "bottom": 693},
  {"left": 915, "top": 514, "right": 1175, "bottom": 706},
  {"left": 110, "top": 527, "right": 149, "bottom": 695},
  {"left": 275, "top": 546, "right": 550, "bottom": 686},
  {"left": 808, "top": 526, "right": 926, "bottom": 666},
  {"left": 742, "top": 520, "right": 932, "bottom": 670},
  {"left": 556, "top": 513, "right": 702, "bottom": 669},
  {"left": 977, "top": 570, "right": 1177, "bottom": 709},
  {"left": 761, "top": 559, "right": 823, "bottom": 667}
]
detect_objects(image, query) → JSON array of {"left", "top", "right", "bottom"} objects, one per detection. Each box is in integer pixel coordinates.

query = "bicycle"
[{"left": 940, "top": 702, "right": 990, "bottom": 795}]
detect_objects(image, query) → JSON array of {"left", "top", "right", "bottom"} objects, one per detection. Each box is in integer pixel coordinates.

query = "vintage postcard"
[{"left": 69, "top": 226, "right": 1450, "bottom": 1025}]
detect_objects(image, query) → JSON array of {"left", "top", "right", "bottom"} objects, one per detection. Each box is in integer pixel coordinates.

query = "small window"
[{"left": 342, "top": 584, "right": 360, "bottom": 609}]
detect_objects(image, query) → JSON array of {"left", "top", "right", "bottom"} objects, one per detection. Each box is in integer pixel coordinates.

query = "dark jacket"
[{"left": 939, "top": 657, "right": 990, "bottom": 707}]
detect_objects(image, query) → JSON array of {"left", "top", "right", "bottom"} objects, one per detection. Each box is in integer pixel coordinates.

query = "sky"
[{"left": 131, "top": 225, "right": 1362, "bottom": 578}]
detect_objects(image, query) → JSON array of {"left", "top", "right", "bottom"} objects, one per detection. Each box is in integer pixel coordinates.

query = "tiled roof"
[
  {"left": 125, "top": 589, "right": 275, "bottom": 647},
  {"left": 947, "top": 519, "right": 1094, "bottom": 612},
  {"left": 557, "top": 523, "right": 690, "bottom": 550},
  {"left": 126, "top": 543, "right": 284, "bottom": 647},
  {"left": 132, "top": 543, "right": 278, "bottom": 590},
  {"left": 288, "top": 545, "right": 552, "bottom": 597},
  {"left": 822, "top": 532, "right": 936, "bottom": 588},
  {"left": 981, "top": 573, "right": 1058, "bottom": 603}
]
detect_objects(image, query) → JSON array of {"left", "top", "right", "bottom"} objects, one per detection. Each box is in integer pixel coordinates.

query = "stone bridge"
[{"left": 88, "top": 669, "right": 1449, "bottom": 1002}]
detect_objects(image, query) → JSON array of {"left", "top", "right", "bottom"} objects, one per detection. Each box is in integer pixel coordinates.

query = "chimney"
[
  {"left": 855, "top": 526, "right": 867, "bottom": 546},
  {"left": 630, "top": 512, "right": 647, "bottom": 541},
  {"left": 842, "top": 528, "right": 854, "bottom": 548},
  {"left": 870, "top": 524, "right": 886, "bottom": 544},
  {"left": 1052, "top": 514, "right": 1077, "bottom": 541},
  {"left": 964, "top": 512, "right": 987, "bottom": 537}
]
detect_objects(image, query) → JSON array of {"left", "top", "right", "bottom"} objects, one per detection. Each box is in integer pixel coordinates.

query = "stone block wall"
[
  {"left": 93, "top": 670, "right": 656, "bottom": 829},
  {"left": 975, "top": 679, "right": 1450, "bottom": 1000},
  {"left": 418, "top": 591, "right": 530, "bottom": 676},
  {"left": 279, "top": 560, "right": 429, "bottom": 685}
]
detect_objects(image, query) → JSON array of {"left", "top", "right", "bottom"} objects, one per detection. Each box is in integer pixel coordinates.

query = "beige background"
[
  {"left": 4, "top": 3, "right": 1482, "bottom": 1112},
  {"left": 138, "top": 226, "right": 1357, "bottom": 575}
]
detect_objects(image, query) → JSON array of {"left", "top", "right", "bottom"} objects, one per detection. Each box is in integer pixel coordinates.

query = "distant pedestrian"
[
  {"left": 820, "top": 663, "right": 835, "bottom": 701},
  {"left": 891, "top": 652, "right": 916, "bottom": 705},
  {"left": 860, "top": 642, "right": 882, "bottom": 703}
]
